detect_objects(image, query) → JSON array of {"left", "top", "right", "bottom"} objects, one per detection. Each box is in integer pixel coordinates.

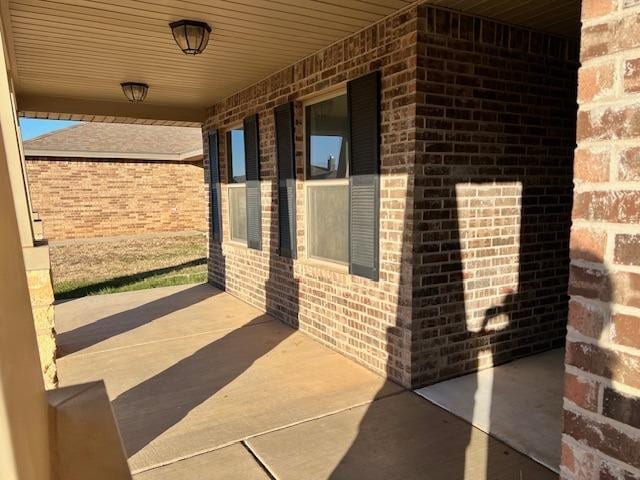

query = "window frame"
[
  {"left": 302, "top": 89, "right": 350, "bottom": 270},
  {"left": 226, "top": 123, "right": 248, "bottom": 245}
]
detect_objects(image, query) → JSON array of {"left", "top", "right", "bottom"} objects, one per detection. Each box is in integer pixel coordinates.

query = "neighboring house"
[{"left": 24, "top": 122, "right": 205, "bottom": 241}]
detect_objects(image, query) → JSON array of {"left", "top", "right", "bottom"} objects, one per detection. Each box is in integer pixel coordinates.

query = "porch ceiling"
[{"left": 1, "top": 0, "right": 580, "bottom": 125}]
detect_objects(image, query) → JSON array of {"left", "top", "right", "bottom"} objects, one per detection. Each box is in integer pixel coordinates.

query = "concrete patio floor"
[
  {"left": 56, "top": 283, "right": 556, "bottom": 479},
  {"left": 416, "top": 349, "right": 565, "bottom": 473}
]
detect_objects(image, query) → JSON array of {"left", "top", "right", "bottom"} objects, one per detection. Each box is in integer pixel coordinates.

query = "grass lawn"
[{"left": 51, "top": 233, "right": 208, "bottom": 299}]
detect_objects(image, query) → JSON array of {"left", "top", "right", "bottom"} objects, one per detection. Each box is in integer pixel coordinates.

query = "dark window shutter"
[
  {"left": 347, "top": 71, "right": 380, "bottom": 281},
  {"left": 207, "top": 130, "right": 223, "bottom": 242},
  {"left": 275, "top": 103, "right": 297, "bottom": 258},
  {"left": 243, "top": 113, "right": 262, "bottom": 250}
]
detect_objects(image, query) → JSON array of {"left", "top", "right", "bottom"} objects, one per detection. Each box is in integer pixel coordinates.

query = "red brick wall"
[
  {"left": 204, "top": 4, "right": 584, "bottom": 389},
  {"left": 562, "top": 2, "right": 640, "bottom": 478},
  {"left": 411, "top": 6, "right": 578, "bottom": 386},
  {"left": 25, "top": 157, "right": 206, "bottom": 241},
  {"left": 204, "top": 7, "right": 418, "bottom": 386}
]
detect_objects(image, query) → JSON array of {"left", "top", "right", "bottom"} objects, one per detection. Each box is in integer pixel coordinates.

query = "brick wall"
[
  {"left": 562, "top": 1, "right": 640, "bottom": 478},
  {"left": 411, "top": 6, "right": 578, "bottom": 386},
  {"left": 25, "top": 157, "right": 206, "bottom": 241},
  {"left": 204, "top": 7, "right": 419, "bottom": 386},
  {"left": 204, "top": 4, "right": 584, "bottom": 389}
]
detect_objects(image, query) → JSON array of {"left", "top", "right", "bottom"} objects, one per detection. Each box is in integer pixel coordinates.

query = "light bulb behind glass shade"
[
  {"left": 169, "top": 20, "right": 212, "bottom": 55},
  {"left": 120, "top": 82, "right": 149, "bottom": 103}
]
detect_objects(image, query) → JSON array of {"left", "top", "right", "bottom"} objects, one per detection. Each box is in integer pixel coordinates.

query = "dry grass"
[{"left": 50, "top": 233, "right": 208, "bottom": 299}]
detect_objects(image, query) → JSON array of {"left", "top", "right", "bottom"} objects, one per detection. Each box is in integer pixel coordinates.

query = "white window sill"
[
  {"left": 223, "top": 239, "right": 248, "bottom": 249},
  {"left": 297, "top": 256, "right": 349, "bottom": 275}
]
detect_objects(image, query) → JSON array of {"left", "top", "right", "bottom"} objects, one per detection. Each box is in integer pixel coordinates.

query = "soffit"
[
  {"left": 2, "top": 0, "right": 580, "bottom": 124},
  {"left": 5, "top": 0, "right": 413, "bottom": 114}
]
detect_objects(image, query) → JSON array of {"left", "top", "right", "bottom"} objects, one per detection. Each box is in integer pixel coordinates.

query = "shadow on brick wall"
[
  {"left": 329, "top": 25, "right": 577, "bottom": 473},
  {"left": 264, "top": 179, "right": 300, "bottom": 329},
  {"left": 326, "top": 177, "right": 572, "bottom": 478},
  {"left": 563, "top": 252, "right": 637, "bottom": 477}
]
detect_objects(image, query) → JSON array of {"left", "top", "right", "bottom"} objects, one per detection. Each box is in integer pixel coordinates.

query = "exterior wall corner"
[{"left": 562, "top": 1, "right": 640, "bottom": 478}]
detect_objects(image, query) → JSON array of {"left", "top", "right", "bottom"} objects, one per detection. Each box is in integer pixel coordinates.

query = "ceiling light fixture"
[
  {"left": 120, "top": 82, "right": 149, "bottom": 103},
  {"left": 169, "top": 20, "right": 212, "bottom": 55}
]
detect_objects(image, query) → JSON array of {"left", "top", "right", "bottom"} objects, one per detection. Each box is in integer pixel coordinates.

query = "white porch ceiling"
[{"left": 1, "top": 0, "right": 581, "bottom": 125}]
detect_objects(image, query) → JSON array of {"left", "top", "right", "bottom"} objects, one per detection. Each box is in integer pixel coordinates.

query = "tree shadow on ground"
[
  {"left": 57, "top": 283, "right": 218, "bottom": 356},
  {"left": 111, "top": 313, "right": 292, "bottom": 458},
  {"left": 108, "top": 183, "right": 301, "bottom": 460}
]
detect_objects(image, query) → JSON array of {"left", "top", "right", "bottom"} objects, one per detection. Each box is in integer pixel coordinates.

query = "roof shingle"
[{"left": 24, "top": 122, "right": 203, "bottom": 158}]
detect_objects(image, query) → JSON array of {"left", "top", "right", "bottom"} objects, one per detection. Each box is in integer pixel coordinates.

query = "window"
[
  {"left": 307, "top": 183, "right": 349, "bottom": 264},
  {"left": 306, "top": 94, "right": 348, "bottom": 179},
  {"left": 228, "top": 185, "right": 247, "bottom": 242},
  {"left": 228, "top": 128, "right": 246, "bottom": 183},
  {"left": 227, "top": 127, "right": 247, "bottom": 243},
  {"left": 305, "top": 92, "right": 349, "bottom": 265}
]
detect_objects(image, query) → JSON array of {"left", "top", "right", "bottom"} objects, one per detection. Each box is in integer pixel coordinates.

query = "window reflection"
[
  {"left": 229, "top": 128, "right": 245, "bottom": 183},
  {"left": 305, "top": 94, "right": 349, "bottom": 179}
]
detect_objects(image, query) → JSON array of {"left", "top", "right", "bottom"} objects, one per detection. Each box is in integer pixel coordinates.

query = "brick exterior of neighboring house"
[
  {"left": 562, "top": 1, "right": 640, "bottom": 478},
  {"left": 204, "top": 2, "right": 640, "bottom": 477},
  {"left": 24, "top": 123, "right": 206, "bottom": 241}
]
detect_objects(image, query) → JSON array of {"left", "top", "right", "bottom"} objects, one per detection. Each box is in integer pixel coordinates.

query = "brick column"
[{"left": 562, "top": 1, "right": 640, "bottom": 478}]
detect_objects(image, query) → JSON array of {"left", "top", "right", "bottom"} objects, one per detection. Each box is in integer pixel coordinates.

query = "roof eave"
[{"left": 23, "top": 149, "right": 203, "bottom": 162}]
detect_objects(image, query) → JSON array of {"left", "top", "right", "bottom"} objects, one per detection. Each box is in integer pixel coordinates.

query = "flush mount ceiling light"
[
  {"left": 120, "top": 82, "right": 149, "bottom": 103},
  {"left": 169, "top": 20, "right": 212, "bottom": 55}
]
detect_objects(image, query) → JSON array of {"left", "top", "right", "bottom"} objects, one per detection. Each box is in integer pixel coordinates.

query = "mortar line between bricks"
[
  {"left": 564, "top": 400, "right": 640, "bottom": 445},
  {"left": 561, "top": 434, "right": 640, "bottom": 477}
]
